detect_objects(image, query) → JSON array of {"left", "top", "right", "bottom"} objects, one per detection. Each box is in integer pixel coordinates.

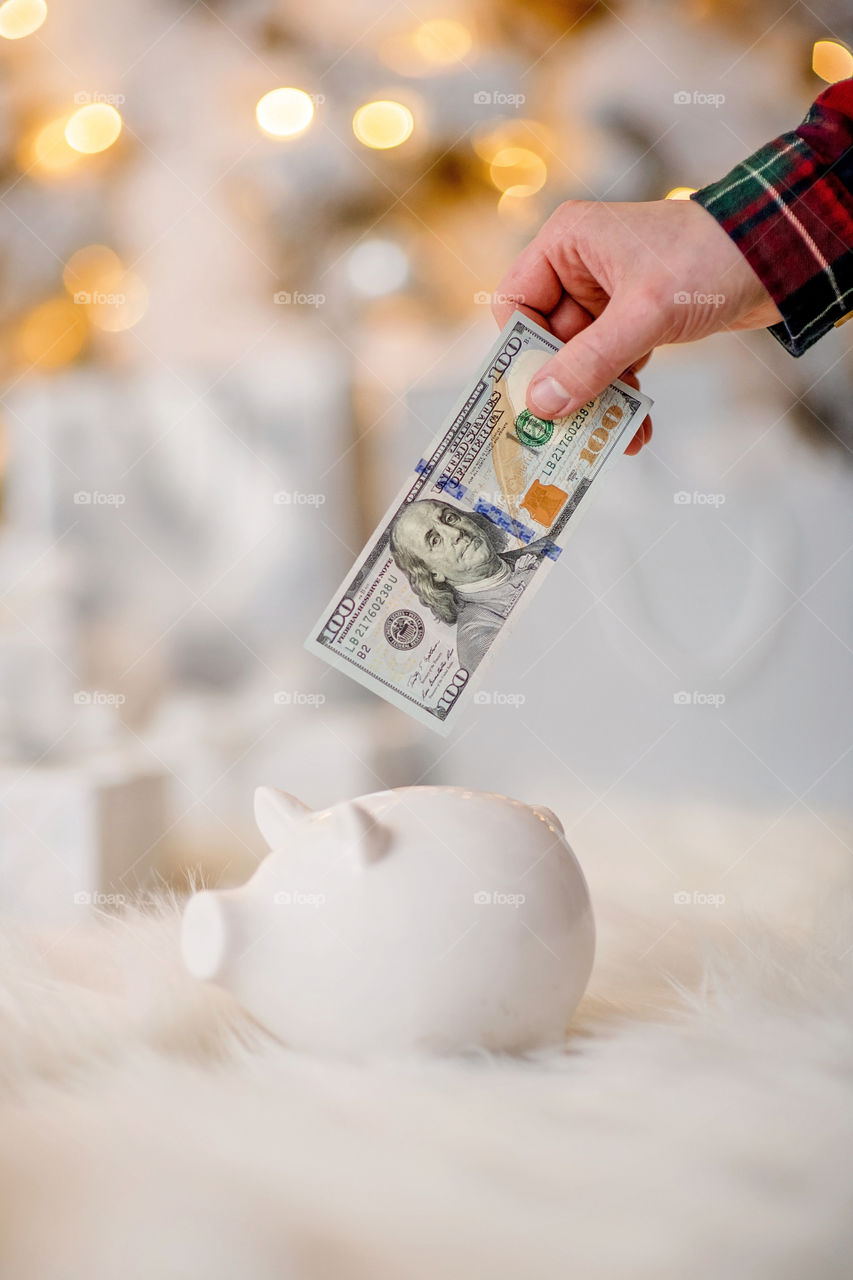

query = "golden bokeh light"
[
  {"left": 665, "top": 186, "right": 697, "bottom": 200},
  {"left": 412, "top": 19, "right": 472, "bottom": 66},
  {"left": 16, "top": 297, "right": 87, "bottom": 369},
  {"left": 497, "top": 189, "right": 543, "bottom": 229},
  {"left": 63, "top": 244, "right": 124, "bottom": 297},
  {"left": 255, "top": 87, "right": 315, "bottom": 139},
  {"left": 21, "top": 116, "right": 78, "bottom": 175},
  {"left": 352, "top": 99, "right": 414, "bottom": 150},
  {"left": 473, "top": 119, "right": 553, "bottom": 163},
  {"left": 0, "top": 0, "right": 47, "bottom": 39},
  {"left": 812, "top": 39, "right": 853, "bottom": 84},
  {"left": 489, "top": 147, "right": 547, "bottom": 196},
  {"left": 64, "top": 103, "right": 122, "bottom": 155},
  {"left": 87, "top": 271, "right": 148, "bottom": 332}
]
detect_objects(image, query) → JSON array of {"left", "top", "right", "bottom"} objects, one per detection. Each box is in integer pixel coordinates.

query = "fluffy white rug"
[{"left": 1, "top": 801, "right": 851, "bottom": 1280}]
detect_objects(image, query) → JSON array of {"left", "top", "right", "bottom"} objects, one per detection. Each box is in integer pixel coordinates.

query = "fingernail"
[{"left": 529, "top": 375, "right": 571, "bottom": 417}]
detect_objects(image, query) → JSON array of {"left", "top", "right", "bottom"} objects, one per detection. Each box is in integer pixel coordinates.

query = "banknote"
[{"left": 305, "top": 311, "right": 652, "bottom": 734}]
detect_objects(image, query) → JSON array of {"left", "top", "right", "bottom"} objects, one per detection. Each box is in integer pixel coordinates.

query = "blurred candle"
[
  {"left": 0, "top": 0, "right": 47, "bottom": 39},
  {"left": 352, "top": 100, "right": 414, "bottom": 149},
  {"left": 256, "top": 87, "right": 315, "bottom": 138}
]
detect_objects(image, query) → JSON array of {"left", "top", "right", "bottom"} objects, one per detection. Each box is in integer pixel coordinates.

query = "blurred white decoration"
[
  {"left": 0, "top": 754, "right": 167, "bottom": 925},
  {"left": 346, "top": 239, "right": 409, "bottom": 297}
]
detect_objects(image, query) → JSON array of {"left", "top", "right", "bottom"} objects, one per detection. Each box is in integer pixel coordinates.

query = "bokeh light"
[
  {"left": 16, "top": 297, "right": 87, "bottom": 369},
  {"left": 255, "top": 87, "right": 315, "bottom": 139},
  {"left": 489, "top": 147, "right": 547, "bottom": 196},
  {"left": 65, "top": 103, "right": 122, "bottom": 154},
  {"left": 497, "top": 189, "right": 543, "bottom": 229},
  {"left": 86, "top": 270, "right": 148, "bottom": 332},
  {"left": 412, "top": 19, "right": 472, "bottom": 66},
  {"left": 346, "top": 239, "right": 409, "bottom": 297},
  {"left": 665, "top": 186, "right": 697, "bottom": 200},
  {"left": 473, "top": 119, "right": 554, "bottom": 163},
  {"left": 0, "top": 0, "right": 46, "bottom": 39},
  {"left": 812, "top": 39, "right": 853, "bottom": 83},
  {"left": 63, "top": 244, "right": 124, "bottom": 297},
  {"left": 19, "top": 115, "right": 78, "bottom": 176},
  {"left": 352, "top": 100, "right": 414, "bottom": 150}
]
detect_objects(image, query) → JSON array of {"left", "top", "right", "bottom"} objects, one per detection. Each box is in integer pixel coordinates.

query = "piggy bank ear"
[
  {"left": 254, "top": 786, "right": 311, "bottom": 848},
  {"left": 532, "top": 805, "right": 564, "bottom": 835},
  {"left": 336, "top": 801, "right": 388, "bottom": 865}
]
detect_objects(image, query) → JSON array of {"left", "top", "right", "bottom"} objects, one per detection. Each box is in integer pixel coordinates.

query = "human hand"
[{"left": 493, "top": 198, "right": 783, "bottom": 456}]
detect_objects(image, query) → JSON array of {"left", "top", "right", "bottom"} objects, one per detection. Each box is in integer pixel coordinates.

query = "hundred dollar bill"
[{"left": 306, "top": 311, "right": 652, "bottom": 735}]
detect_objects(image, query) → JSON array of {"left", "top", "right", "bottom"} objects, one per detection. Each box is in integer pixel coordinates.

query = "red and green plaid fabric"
[{"left": 690, "top": 78, "right": 853, "bottom": 356}]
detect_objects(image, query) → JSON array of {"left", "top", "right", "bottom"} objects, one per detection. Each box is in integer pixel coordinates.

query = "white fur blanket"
[{"left": 1, "top": 803, "right": 851, "bottom": 1280}]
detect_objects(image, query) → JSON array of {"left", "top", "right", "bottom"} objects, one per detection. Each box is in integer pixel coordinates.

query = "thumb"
[{"left": 527, "top": 296, "right": 658, "bottom": 419}]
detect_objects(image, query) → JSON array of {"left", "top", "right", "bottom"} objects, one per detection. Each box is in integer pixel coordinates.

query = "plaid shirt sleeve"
[{"left": 689, "top": 78, "right": 853, "bottom": 356}]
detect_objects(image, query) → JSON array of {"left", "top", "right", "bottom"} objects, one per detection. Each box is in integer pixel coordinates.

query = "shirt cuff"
[{"left": 689, "top": 111, "right": 853, "bottom": 356}]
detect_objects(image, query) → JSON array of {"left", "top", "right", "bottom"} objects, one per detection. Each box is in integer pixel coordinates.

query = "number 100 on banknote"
[{"left": 306, "top": 311, "right": 652, "bottom": 735}]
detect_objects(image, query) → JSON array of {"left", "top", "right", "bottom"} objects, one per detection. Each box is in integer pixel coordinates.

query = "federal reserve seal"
[
  {"left": 515, "top": 408, "right": 554, "bottom": 448},
  {"left": 384, "top": 608, "right": 425, "bottom": 651}
]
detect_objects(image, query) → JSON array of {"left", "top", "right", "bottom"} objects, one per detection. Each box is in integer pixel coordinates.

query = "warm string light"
[
  {"left": 65, "top": 103, "right": 122, "bottom": 154},
  {"left": 15, "top": 297, "right": 87, "bottom": 369},
  {"left": 63, "top": 244, "right": 148, "bottom": 333},
  {"left": 352, "top": 100, "right": 414, "bottom": 150},
  {"left": 379, "top": 18, "right": 473, "bottom": 75},
  {"left": 0, "top": 0, "right": 46, "bottom": 39},
  {"left": 256, "top": 87, "right": 315, "bottom": 138},
  {"left": 665, "top": 186, "right": 697, "bottom": 200},
  {"left": 489, "top": 147, "right": 547, "bottom": 196},
  {"left": 812, "top": 39, "right": 853, "bottom": 83}
]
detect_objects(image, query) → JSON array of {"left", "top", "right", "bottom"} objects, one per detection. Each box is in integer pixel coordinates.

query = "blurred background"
[{"left": 1, "top": 0, "right": 852, "bottom": 923}]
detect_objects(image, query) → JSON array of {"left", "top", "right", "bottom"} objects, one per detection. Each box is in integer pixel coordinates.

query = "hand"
[{"left": 492, "top": 198, "right": 783, "bottom": 456}]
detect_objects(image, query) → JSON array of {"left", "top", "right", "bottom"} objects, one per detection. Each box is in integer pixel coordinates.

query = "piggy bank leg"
[{"left": 182, "top": 891, "right": 231, "bottom": 981}]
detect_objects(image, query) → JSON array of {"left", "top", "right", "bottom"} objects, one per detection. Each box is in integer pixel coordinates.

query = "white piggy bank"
[{"left": 181, "top": 785, "right": 595, "bottom": 1055}]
